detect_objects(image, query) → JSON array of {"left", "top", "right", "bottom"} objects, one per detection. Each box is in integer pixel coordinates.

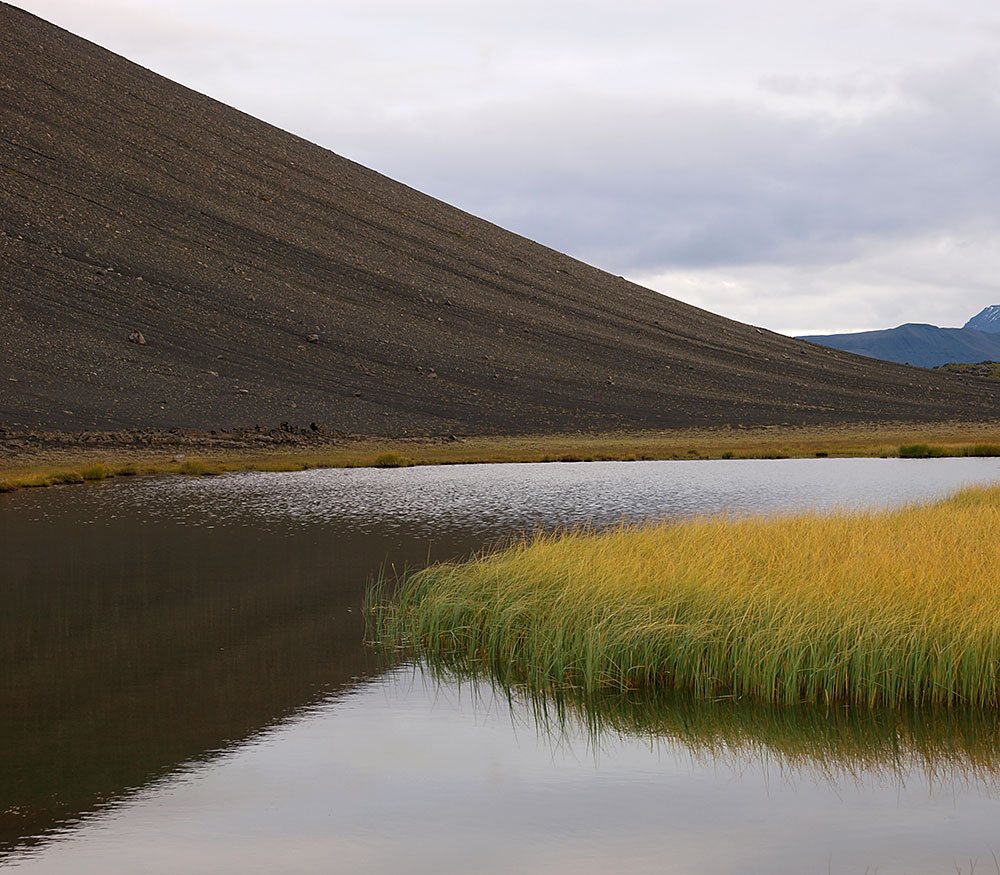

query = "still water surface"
[{"left": 3, "top": 458, "right": 1000, "bottom": 873}]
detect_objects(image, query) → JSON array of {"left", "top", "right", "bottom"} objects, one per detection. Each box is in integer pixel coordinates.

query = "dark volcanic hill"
[
  {"left": 3, "top": 5, "right": 1000, "bottom": 436},
  {"left": 798, "top": 322, "right": 1000, "bottom": 369}
]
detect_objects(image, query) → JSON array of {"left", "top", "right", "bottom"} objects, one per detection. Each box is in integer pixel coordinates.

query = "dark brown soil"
[
  {"left": 3, "top": 3, "right": 1000, "bottom": 438},
  {"left": 0, "top": 423, "right": 361, "bottom": 464}
]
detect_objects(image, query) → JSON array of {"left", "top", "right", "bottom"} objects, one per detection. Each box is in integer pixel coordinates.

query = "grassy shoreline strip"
[
  {"left": 372, "top": 483, "right": 1000, "bottom": 708},
  {"left": 4, "top": 421, "right": 1000, "bottom": 493}
]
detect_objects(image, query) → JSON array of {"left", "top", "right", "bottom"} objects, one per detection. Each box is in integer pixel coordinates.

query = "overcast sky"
[{"left": 15, "top": 1, "right": 1000, "bottom": 334}]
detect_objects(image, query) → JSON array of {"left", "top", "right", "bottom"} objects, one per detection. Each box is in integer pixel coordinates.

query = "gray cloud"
[
  {"left": 343, "top": 61, "right": 1000, "bottom": 272},
  {"left": 14, "top": 0, "right": 1000, "bottom": 332}
]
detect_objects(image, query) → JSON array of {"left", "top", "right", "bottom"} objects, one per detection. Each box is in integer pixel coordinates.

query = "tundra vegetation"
[
  {"left": 371, "top": 484, "right": 1000, "bottom": 708},
  {"left": 4, "top": 421, "right": 1000, "bottom": 493}
]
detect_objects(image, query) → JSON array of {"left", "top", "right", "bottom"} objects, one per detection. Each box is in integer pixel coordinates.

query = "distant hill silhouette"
[
  {"left": 799, "top": 307, "right": 1000, "bottom": 368},
  {"left": 3, "top": 3, "right": 1000, "bottom": 434}
]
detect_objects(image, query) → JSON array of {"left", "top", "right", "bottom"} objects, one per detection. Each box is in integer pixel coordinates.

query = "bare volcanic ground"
[{"left": 2, "top": 4, "right": 999, "bottom": 437}]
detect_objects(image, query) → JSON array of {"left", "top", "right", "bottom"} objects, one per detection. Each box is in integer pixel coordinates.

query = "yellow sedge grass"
[{"left": 374, "top": 483, "right": 1000, "bottom": 707}]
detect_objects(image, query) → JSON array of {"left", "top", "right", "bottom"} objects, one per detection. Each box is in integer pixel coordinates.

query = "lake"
[{"left": 3, "top": 457, "right": 1000, "bottom": 873}]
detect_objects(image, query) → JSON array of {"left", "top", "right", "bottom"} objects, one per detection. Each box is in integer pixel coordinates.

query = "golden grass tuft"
[
  {"left": 50, "top": 470, "right": 84, "bottom": 484},
  {"left": 178, "top": 458, "right": 222, "bottom": 476},
  {"left": 898, "top": 443, "right": 945, "bottom": 458},
  {"left": 80, "top": 464, "right": 110, "bottom": 481},
  {"left": 372, "top": 483, "right": 1000, "bottom": 708},
  {"left": 373, "top": 452, "right": 412, "bottom": 468}
]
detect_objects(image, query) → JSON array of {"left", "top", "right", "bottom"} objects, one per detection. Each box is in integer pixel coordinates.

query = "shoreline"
[{"left": 4, "top": 419, "right": 1000, "bottom": 493}]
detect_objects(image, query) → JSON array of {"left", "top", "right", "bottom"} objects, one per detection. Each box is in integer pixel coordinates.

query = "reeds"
[
  {"left": 372, "top": 483, "right": 1000, "bottom": 708},
  {"left": 178, "top": 458, "right": 222, "bottom": 475},
  {"left": 372, "top": 452, "right": 413, "bottom": 468}
]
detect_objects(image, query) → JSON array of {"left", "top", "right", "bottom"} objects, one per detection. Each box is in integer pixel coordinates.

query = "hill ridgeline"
[
  {"left": 3, "top": 3, "right": 999, "bottom": 436},
  {"left": 799, "top": 306, "right": 1000, "bottom": 369}
]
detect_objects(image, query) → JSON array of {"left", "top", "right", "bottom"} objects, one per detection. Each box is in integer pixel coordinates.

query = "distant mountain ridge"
[
  {"left": 965, "top": 305, "right": 1000, "bottom": 334},
  {"left": 799, "top": 306, "right": 1000, "bottom": 368}
]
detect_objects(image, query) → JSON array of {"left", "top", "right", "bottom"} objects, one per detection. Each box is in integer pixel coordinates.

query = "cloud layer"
[{"left": 16, "top": 0, "right": 1000, "bottom": 332}]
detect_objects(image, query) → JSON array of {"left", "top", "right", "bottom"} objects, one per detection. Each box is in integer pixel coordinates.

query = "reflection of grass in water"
[
  {"left": 371, "top": 484, "right": 1000, "bottom": 708},
  {"left": 566, "top": 691, "right": 1000, "bottom": 787},
  {"left": 414, "top": 661, "right": 1000, "bottom": 788}
]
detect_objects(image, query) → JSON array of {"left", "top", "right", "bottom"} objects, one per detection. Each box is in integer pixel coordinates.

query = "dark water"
[{"left": 2, "top": 458, "right": 1000, "bottom": 873}]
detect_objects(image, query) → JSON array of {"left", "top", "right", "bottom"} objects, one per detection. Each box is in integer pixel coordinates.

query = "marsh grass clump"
[
  {"left": 51, "top": 471, "right": 84, "bottom": 484},
  {"left": 373, "top": 452, "right": 412, "bottom": 468},
  {"left": 178, "top": 459, "right": 221, "bottom": 476},
  {"left": 898, "top": 443, "right": 945, "bottom": 458},
  {"left": 372, "top": 484, "right": 1000, "bottom": 708},
  {"left": 80, "top": 464, "right": 110, "bottom": 481},
  {"left": 22, "top": 475, "right": 55, "bottom": 488},
  {"left": 967, "top": 444, "right": 1000, "bottom": 457}
]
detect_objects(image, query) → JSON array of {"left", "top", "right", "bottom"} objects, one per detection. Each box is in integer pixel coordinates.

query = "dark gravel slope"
[{"left": 2, "top": 4, "right": 999, "bottom": 435}]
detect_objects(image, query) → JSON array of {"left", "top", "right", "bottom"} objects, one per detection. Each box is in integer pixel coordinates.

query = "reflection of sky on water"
[
  {"left": 128, "top": 456, "right": 999, "bottom": 538},
  {"left": 5, "top": 457, "right": 1000, "bottom": 874},
  {"left": 11, "top": 668, "right": 1000, "bottom": 875}
]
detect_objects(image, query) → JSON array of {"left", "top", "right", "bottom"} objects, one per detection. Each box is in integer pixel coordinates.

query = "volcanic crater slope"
[{"left": 2, "top": 2, "right": 999, "bottom": 435}]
